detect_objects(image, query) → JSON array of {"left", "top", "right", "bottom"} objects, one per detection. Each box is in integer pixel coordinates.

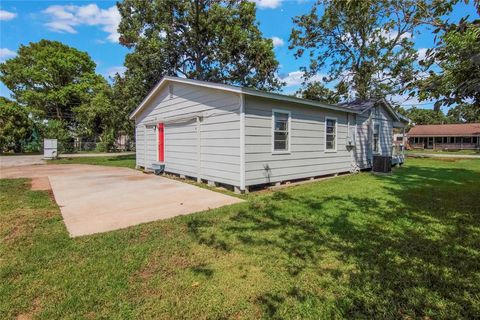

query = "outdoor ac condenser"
[{"left": 372, "top": 155, "right": 392, "bottom": 173}]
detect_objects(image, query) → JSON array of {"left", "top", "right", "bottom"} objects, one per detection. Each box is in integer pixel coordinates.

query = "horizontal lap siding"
[
  {"left": 354, "top": 106, "right": 394, "bottom": 169},
  {"left": 165, "top": 121, "right": 197, "bottom": 174},
  {"left": 135, "top": 82, "right": 241, "bottom": 186},
  {"left": 244, "top": 96, "right": 353, "bottom": 186},
  {"left": 377, "top": 108, "right": 393, "bottom": 156},
  {"left": 135, "top": 126, "right": 145, "bottom": 167},
  {"left": 355, "top": 115, "right": 370, "bottom": 169}
]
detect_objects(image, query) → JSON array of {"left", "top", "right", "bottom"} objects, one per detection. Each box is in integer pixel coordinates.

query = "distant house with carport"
[{"left": 407, "top": 123, "right": 480, "bottom": 150}]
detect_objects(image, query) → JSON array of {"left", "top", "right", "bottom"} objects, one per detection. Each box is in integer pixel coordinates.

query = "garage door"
[{"left": 164, "top": 120, "right": 199, "bottom": 177}]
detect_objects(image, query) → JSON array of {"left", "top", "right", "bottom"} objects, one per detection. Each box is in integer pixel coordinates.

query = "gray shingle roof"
[{"left": 337, "top": 99, "right": 378, "bottom": 112}]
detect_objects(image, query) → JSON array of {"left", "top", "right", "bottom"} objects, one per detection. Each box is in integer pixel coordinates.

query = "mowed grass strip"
[
  {"left": 49, "top": 154, "right": 137, "bottom": 169},
  {"left": 1, "top": 158, "right": 479, "bottom": 319}
]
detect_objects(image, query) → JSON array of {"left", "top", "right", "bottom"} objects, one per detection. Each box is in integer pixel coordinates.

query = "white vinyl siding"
[
  {"left": 354, "top": 106, "right": 394, "bottom": 169},
  {"left": 244, "top": 96, "right": 353, "bottom": 186},
  {"left": 135, "top": 82, "right": 241, "bottom": 186}
]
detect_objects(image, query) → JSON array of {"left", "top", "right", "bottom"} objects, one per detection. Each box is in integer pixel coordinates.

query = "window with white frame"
[
  {"left": 325, "top": 118, "right": 337, "bottom": 151},
  {"left": 373, "top": 123, "right": 380, "bottom": 153},
  {"left": 273, "top": 111, "right": 290, "bottom": 152}
]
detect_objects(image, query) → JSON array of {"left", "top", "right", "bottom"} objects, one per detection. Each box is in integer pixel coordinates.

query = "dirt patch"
[
  {"left": 16, "top": 298, "right": 41, "bottom": 320},
  {"left": 30, "top": 177, "right": 51, "bottom": 191}
]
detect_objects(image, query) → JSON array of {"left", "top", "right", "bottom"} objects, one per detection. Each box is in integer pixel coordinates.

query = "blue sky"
[{"left": 0, "top": 0, "right": 477, "bottom": 109}]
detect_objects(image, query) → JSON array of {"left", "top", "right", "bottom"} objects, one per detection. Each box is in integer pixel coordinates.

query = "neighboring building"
[
  {"left": 130, "top": 76, "right": 407, "bottom": 193},
  {"left": 393, "top": 133, "right": 406, "bottom": 146},
  {"left": 407, "top": 123, "right": 480, "bottom": 150}
]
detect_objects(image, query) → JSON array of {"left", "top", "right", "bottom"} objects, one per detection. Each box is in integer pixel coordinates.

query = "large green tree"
[
  {"left": 290, "top": 0, "right": 456, "bottom": 101},
  {"left": 116, "top": 0, "right": 282, "bottom": 112},
  {"left": 413, "top": 20, "right": 479, "bottom": 114},
  {"left": 447, "top": 103, "right": 480, "bottom": 122},
  {"left": 397, "top": 106, "right": 452, "bottom": 125},
  {"left": 0, "top": 97, "right": 34, "bottom": 153},
  {"left": 295, "top": 81, "right": 342, "bottom": 104},
  {"left": 0, "top": 40, "right": 108, "bottom": 126}
]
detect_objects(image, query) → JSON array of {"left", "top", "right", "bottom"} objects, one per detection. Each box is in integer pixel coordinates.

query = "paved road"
[
  {"left": 1, "top": 164, "right": 242, "bottom": 237},
  {"left": 407, "top": 153, "right": 480, "bottom": 159},
  {"left": 0, "top": 152, "right": 135, "bottom": 168},
  {"left": 0, "top": 155, "right": 45, "bottom": 167}
]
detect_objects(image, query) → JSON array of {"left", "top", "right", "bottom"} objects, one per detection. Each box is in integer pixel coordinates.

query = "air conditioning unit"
[{"left": 372, "top": 155, "right": 392, "bottom": 173}]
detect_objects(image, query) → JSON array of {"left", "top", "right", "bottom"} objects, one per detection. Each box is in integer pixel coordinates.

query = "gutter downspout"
[
  {"left": 144, "top": 124, "right": 147, "bottom": 169},
  {"left": 196, "top": 116, "right": 202, "bottom": 183},
  {"left": 368, "top": 109, "right": 373, "bottom": 167},
  {"left": 239, "top": 94, "right": 246, "bottom": 191}
]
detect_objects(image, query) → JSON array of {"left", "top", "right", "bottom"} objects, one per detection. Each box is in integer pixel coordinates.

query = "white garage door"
[{"left": 164, "top": 120, "right": 199, "bottom": 177}]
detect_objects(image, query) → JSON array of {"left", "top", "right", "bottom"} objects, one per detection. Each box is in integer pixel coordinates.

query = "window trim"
[
  {"left": 373, "top": 122, "right": 380, "bottom": 154},
  {"left": 324, "top": 116, "right": 338, "bottom": 153},
  {"left": 271, "top": 109, "right": 291, "bottom": 154}
]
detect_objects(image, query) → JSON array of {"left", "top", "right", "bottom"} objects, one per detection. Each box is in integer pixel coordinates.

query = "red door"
[{"left": 157, "top": 123, "right": 164, "bottom": 162}]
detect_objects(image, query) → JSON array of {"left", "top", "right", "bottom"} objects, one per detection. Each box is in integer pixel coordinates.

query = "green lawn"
[
  {"left": 1, "top": 158, "right": 479, "bottom": 319},
  {"left": 50, "top": 154, "right": 137, "bottom": 169}
]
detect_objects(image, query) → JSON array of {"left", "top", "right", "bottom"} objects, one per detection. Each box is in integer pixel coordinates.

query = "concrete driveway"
[{"left": 0, "top": 164, "right": 242, "bottom": 237}]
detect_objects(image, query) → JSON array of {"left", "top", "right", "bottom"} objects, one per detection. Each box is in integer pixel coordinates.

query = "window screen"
[
  {"left": 273, "top": 111, "right": 289, "bottom": 151},
  {"left": 325, "top": 118, "right": 337, "bottom": 150}
]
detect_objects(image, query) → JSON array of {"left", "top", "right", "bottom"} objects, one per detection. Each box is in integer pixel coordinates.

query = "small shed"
[{"left": 130, "top": 77, "right": 407, "bottom": 192}]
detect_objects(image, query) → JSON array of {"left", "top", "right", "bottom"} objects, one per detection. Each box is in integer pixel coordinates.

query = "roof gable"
[
  {"left": 338, "top": 98, "right": 401, "bottom": 122},
  {"left": 129, "top": 77, "right": 408, "bottom": 123},
  {"left": 130, "top": 76, "right": 361, "bottom": 119}
]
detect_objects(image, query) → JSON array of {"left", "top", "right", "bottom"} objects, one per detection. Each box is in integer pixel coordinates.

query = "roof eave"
[{"left": 239, "top": 87, "right": 359, "bottom": 114}]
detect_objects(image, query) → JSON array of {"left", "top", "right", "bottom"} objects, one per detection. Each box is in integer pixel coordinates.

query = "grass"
[
  {"left": 1, "top": 158, "right": 479, "bottom": 319},
  {"left": 49, "top": 154, "right": 137, "bottom": 169},
  {"left": 406, "top": 149, "right": 480, "bottom": 155}
]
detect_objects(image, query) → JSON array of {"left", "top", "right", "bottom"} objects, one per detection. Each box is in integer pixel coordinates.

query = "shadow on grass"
[{"left": 187, "top": 162, "right": 480, "bottom": 318}]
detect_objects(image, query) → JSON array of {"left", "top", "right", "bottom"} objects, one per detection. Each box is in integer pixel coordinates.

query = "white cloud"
[
  {"left": 42, "top": 4, "right": 121, "bottom": 42},
  {"left": 0, "top": 9, "right": 17, "bottom": 21},
  {"left": 279, "top": 70, "right": 326, "bottom": 87},
  {"left": 416, "top": 48, "right": 428, "bottom": 61},
  {"left": 271, "top": 36, "right": 284, "bottom": 48},
  {"left": 252, "top": 0, "right": 282, "bottom": 9},
  {"left": 105, "top": 66, "right": 126, "bottom": 78},
  {"left": 0, "top": 48, "right": 16, "bottom": 62},
  {"left": 380, "top": 29, "right": 412, "bottom": 42}
]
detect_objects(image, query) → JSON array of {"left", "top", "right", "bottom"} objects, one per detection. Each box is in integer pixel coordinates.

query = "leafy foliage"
[
  {"left": 115, "top": 0, "right": 282, "bottom": 113},
  {"left": 413, "top": 21, "right": 480, "bottom": 112},
  {"left": 0, "top": 40, "right": 132, "bottom": 153},
  {"left": 397, "top": 106, "right": 451, "bottom": 125},
  {"left": 0, "top": 40, "right": 105, "bottom": 124},
  {"left": 295, "top": 81, "right": 341, "bottom": 104},
  {"left": 290, "top": 0, "right": 433, "bottom": 100},
  {"left": 0, "top": 98, "right": 34, "bottom": 153},
  {"left": 41, "top": 120, "right": 74, "bottom": 153},
  {"left": 447, "top": 103, "right": 480, "bottom": 122}
]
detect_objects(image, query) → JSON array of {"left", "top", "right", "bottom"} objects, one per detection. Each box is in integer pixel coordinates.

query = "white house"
[{"left": 130, "top": 76, "right": 407, "bottom": 193}]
